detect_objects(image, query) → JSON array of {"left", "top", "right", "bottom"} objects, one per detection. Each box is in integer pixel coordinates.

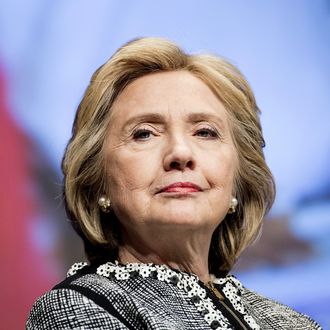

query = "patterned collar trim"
[{"left": 67, "top": 261, "right": 259, "bottom": 330}]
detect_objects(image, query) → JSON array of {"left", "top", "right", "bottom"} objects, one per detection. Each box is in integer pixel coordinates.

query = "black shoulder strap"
[{"left": 53, "top": 267, "right": 135, "bottom": 330}]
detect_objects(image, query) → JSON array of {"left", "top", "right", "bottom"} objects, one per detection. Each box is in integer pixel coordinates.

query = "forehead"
[{"left": 109, "top": 71, "right": 229, "bottom": 127}]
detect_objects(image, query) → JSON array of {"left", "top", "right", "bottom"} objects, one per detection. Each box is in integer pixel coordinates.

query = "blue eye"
[
  {"left": 195, "top": 128, "right": 218, "bottom": 138},
  {"left": 133, "top": 129, "right": 153, "bottom": 140}
]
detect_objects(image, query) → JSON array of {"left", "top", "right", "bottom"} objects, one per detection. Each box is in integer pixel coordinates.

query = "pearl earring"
[
  {"left": 228, "top": 197, "right": 238, "bottom": 214},
  {"left": 98, "top": 196, "right": 111, "bottom": 213}
]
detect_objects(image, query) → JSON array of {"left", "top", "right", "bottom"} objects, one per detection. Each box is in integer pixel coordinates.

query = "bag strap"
[{"left": 53, "top": 266, "right": 135, "bottom": 330}]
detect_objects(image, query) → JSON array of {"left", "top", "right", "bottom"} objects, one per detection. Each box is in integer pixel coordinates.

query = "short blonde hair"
[{"left": 62, "top": 37, "right": 275, "bottom": 275}]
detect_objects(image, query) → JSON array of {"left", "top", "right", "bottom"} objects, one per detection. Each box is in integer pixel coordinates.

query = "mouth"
[{"left": 158, "top": 182, "right": 203, "bottom": 194}]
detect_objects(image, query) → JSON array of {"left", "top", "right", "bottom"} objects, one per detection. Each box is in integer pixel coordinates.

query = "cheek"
[
  {"left": 105, "top": 159, "right": 140, "bottom": 218},
  {"left": 106, "top": 150, "right": 155, "bottom": 193},
  {"left": 206, "top": 149, "right": 237, "bottom": 190},
  {"left": 105, "top": 150, "right": 158, "bottom": 223}
]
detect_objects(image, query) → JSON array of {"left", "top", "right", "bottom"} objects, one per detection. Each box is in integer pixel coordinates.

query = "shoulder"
[
  {"left": 238, "top": 284, "right": 322, "bottom": 330},
  {"left": 26, "top": 271, "right": 131, "bottom": 329},
  {"left": 26, "top": 265, "right": 195, "bottom": 330}
]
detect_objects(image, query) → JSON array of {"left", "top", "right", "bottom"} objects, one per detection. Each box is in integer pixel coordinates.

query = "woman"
[{"left": 27, "top": 37, "right": 321, "bottom": 329}]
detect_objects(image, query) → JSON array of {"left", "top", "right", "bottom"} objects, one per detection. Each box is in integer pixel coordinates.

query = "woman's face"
[{"left": 104, "top": 71, "right": 238, "bottom": 236}]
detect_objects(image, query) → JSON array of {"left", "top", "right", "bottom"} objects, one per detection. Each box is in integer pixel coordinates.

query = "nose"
[{"left": 163, "top": 135, "right": 195, "bottom": 171}]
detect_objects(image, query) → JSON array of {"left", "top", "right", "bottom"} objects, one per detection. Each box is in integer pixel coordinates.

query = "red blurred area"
[{"left": 0, "top": 67, "right": 59, "bottom": 329}]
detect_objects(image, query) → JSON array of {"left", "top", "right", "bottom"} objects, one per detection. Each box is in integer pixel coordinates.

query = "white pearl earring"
[
  {"left": 228, "top": 197, "right": 238, "bottom": 214},
  {"left": 98, "top": 195, "right": 111, "bottom": 213}
]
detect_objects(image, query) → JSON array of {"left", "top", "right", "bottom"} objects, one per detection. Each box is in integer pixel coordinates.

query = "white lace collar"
[{"left": 67, "top": 261, "right": 259, "bottom": 330}]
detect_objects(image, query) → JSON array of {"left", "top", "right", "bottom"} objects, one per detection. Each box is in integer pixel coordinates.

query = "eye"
[
  {"left": 195, "top": 127, "right": 219, "bottom": 138},
  {"left": 133, "top": 128, "right": 154, "bottom": 140}
]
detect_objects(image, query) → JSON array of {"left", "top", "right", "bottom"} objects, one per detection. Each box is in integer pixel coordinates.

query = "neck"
[{"left": 118, "top": 227, "right": 213, "bottom": 283}]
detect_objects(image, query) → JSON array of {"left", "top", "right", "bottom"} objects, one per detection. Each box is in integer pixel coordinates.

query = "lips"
[{"left": 159, "top": 182, "right": 202, "bottom": 193}]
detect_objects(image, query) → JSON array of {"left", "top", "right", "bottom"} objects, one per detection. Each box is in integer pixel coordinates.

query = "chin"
[
  {"left": 153, "top": 212, "right": 210, "bottom": 229},
  {"left": 149, "top": 201, "right": 217, "bottom": 228}
]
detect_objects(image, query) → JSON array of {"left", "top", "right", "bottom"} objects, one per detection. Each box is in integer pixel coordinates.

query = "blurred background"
[{"left": 0, "top": 0, "right": 329, "bottom": 328}]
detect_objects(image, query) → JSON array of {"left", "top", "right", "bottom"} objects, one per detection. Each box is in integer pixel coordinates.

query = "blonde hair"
[{"left": 62, "top": 37, "right": 275, "bottom": 275}]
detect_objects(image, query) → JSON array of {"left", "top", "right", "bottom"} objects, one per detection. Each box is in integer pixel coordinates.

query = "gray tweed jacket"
[{"left": 26, "top": 262, "right": 322, "bottom": 329}]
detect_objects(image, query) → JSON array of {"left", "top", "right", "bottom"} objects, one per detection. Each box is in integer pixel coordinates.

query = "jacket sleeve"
[{"left": 26, "top": 288, "right": 129, "bottom": 329}]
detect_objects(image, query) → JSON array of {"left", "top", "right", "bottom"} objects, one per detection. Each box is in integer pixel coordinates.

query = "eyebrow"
[
  {"left": 187, "top": 112, "right": 226, "bottom": 128},
  {"left": 123, "top": 113, "right": 165, "bottom": 130},
  {"left": 123, "top": 112, "right": 226, "bottom": 130}
]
